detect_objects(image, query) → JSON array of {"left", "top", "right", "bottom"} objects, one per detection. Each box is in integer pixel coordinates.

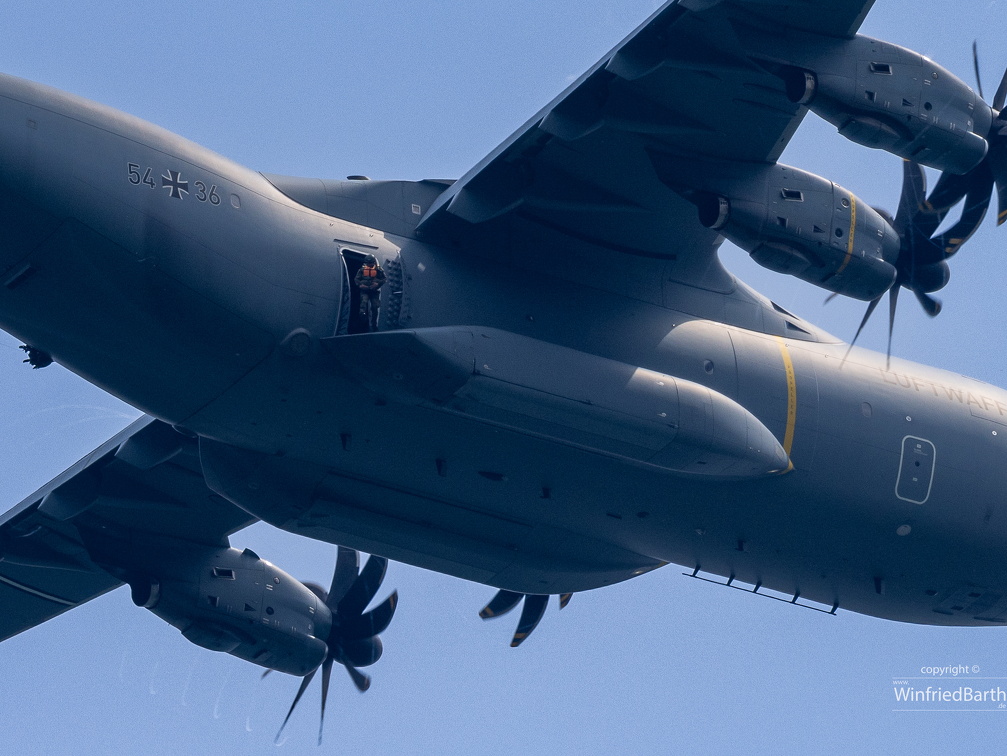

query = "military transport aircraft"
[{"left": 3, "top": 0, "right": 1007, "bottom": 748}]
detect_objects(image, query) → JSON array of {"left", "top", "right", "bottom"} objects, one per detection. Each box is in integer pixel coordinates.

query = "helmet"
[{"left": 364, "top": 254, "right": 377, "bottom": 265}]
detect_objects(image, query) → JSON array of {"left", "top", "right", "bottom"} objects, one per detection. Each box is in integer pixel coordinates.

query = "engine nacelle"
[
  {"left": 693, "top": 164, "right": 900, "bottom": 301},
  {"left": 780, "top": 35, "right": 992, "bottom": 175},
  {"left": 128, "top": 546, "right": 332, "bottom": 676}
]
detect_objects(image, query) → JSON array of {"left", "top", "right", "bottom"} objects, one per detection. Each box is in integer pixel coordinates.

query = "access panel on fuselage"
[{"left": 895, "top": 435, "right": 936, "bottom": 505}]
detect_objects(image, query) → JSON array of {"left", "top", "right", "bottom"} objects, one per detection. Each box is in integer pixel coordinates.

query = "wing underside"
[
  {"left": 0, "top": 416, "right": 257, "bottom": 642},
  {"left": 416, "top": 0, "right": 877, "bottom": 284}
]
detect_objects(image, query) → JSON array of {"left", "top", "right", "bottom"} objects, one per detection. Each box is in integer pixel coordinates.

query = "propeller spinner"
[
  {"left": 272, "top": 546, "right": 398, "bottom": 745},
  {"left": 844, "top": 156, "right": 991, "bottom": 364}
]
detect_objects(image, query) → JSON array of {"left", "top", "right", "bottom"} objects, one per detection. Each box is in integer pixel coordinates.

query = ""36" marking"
[{"left": 193, "top": 180, "right": 220, "bottom": 205}]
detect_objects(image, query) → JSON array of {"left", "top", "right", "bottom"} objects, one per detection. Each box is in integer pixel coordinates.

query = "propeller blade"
[
  {"left": 479, "top": 589, "right": 523, "bottom": 619},
  {"left": 559, "top": 593, "right": 573, "bottom": 610},
  {"left": 913, "top": 288, "right": 942, "bottom": 317},
  {"left": 894, "top": 160, "right": 928, "bottom": 234},
  {"left": 345, "top": 664, "right": 371, "bottom": 692},
  {"left": 990, "top": 134, "right": 1007, "bottom": 226},
  {"left": 998, "top": 180, "right": 1007, "bottom": 227},
  {"left": 338, "top": 554, "right": 388, "bottom": 617},
  {"left": 993, "top": 65, "right": 1007, "bottom": 112},
  {"left": 920, "top": 171, "right": 972, "bottom": 221},
  {"left": 275, "top": 668, "right": 316, "bottom": 744},
  {"left": 341, "top": 636, "right": 384, "bottom": 668},
  {"left": 326, "top": 546, "right": 360, "bottom": 609},
  {"left": 928, "top": 168, "right": 993, "bottom": 260},
  {"left": 342, "top": 591, "right": 399, "bottom": 640},
  {"left": 885, "top": 285, "right": 900, "bottom": 370},
  {"left": 973, "top": 40, "right": 985, "bottom": 101},
  {"left": 511, "top": 594, "right": 549, "bottom": 648},
  {"left": 912, "top": 160, "right": 994, "bottom": 256},
  {"left": 841, "top": 296, "right": 882, "bottom": 364},
  {"left": 318, "top": 659, "right": 333, "bottom": 746}
]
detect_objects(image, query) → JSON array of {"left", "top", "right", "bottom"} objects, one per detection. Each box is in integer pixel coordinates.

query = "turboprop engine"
[
  {"left": 125, "top": 544, "right": 398, "bottom": 739},
  {"left": 753, "top": 32, "right": 1007, "bottom": 229},
  {"left": 779, "top": 36, "right": 992, "bottom": 176},
  {"left": 128, "top": 546, "right": 333, "bottom": 675},
  {"left": 690, "top": 164, "right": 901, "bottom": 301}
]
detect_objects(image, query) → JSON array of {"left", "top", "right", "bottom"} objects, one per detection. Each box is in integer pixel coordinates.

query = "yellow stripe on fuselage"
[{"left": 775, "top": 337, "right": 797, "bottom": 470}]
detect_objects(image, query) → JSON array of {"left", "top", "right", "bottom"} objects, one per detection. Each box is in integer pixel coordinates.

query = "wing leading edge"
[{"left": 0, "top": 416, "right": 257, "bottom": 642}]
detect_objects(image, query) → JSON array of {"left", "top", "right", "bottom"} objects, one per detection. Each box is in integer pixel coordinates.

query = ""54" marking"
[{"left": 126, "top": 162, "right": 155, "bottom": 188}]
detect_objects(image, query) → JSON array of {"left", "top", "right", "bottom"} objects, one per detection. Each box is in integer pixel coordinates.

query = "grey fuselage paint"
[{"left": 0, "top": 73, "right": 1004, "bottom": 627}]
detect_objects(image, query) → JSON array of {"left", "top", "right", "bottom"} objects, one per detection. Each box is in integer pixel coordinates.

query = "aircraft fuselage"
[{"left": 1, "top": 73, "right": 1005, "bottom": 628}]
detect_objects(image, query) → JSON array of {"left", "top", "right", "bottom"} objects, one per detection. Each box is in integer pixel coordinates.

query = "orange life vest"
[{"left": 361, "top": 265, "right": 378, "bottom": 278}]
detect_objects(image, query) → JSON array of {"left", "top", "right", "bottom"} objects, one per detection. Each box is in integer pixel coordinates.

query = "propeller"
[
  {"left": 479, "top": 590, "right": 573, "bottom": 647},
  {"left": 924, "top": 43, "right": 1007, "bottom": 228},
  {"left": 273, "top": 546, "right": 398, "bottom": 745},
  {"left": 843, "top": 158, "right": 987, "bottom": 365}
]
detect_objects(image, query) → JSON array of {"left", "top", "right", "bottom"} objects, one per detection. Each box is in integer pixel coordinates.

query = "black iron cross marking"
[{"left": 161, "top": 169, "right": 189, "bottom": 200}]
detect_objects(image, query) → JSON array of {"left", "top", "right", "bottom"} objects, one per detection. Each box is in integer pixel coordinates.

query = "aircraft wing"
[
  {"left": 416, "top": 0, "right": 876, "bottom": 284},
  {"left": 0, "top": 416, "right": 257, "bottom": 642}
]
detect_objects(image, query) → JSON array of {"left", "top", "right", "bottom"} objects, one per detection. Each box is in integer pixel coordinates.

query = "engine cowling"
[
  {"left": 128, "top": 546, "right": 332, "bottom": 676},
  {"left": 692, "top": 164, "right": 900, "bottom": 301},
  {"left": 780, "top": 35, "right": 993, "bottom": 176}
]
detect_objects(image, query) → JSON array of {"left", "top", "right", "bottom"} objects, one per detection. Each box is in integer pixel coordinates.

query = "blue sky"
[{"left": 1, "top": 1, "right": 1007, "bottom": 754}]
